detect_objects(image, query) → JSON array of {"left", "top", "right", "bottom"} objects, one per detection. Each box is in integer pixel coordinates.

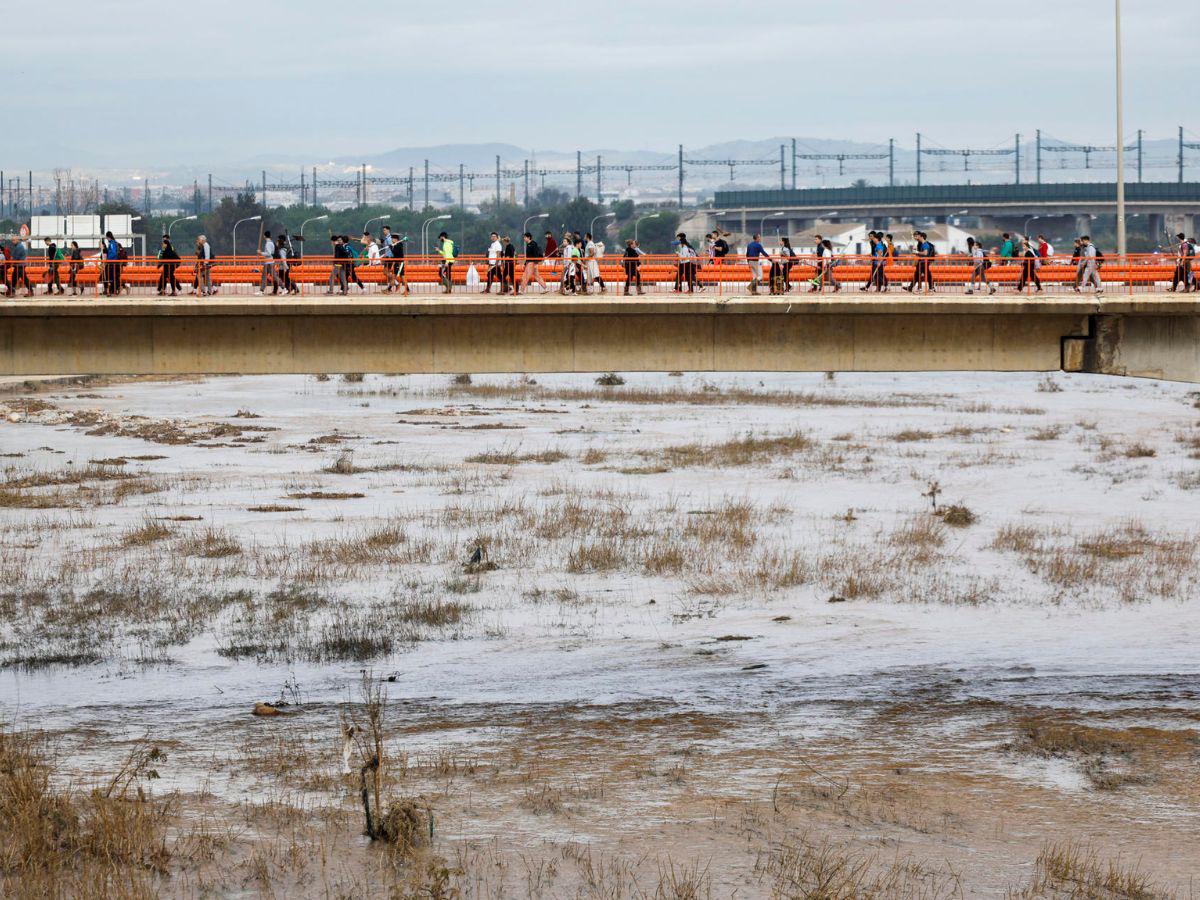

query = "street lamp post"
[
  {"left": 421, "top": 214, "right": 451, "bottom": 257},
  {"left": 232, "top": 215, "right": 262, "bottom": 259},
  {"left": 634, "top": 212, "right": 661, "bottom": 243},
  {"left": 166, "top": 215, "right": 197, "bottom": 238},
  {"left": 759, "top": 210, "right": 785, "bottom": 238},
  {"left": 300, "top": 214, "right": 329, "bottom": 259},
  {"left": 522, "top": 212, "right": 549, "bottom": 238},
  {"left": 589, "top": 211, "right": 616, "bottom": 239},
  {"left": 364, "top": 214, "right": 390, "bottom": 236},
  {"left": 1114, "top": 0, "right": 1126, "bottom": 257}
]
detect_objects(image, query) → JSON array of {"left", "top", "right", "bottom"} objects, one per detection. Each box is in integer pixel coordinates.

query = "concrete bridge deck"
[{"left": 2, "top": 294, "right": 1198, "bottom": 382}]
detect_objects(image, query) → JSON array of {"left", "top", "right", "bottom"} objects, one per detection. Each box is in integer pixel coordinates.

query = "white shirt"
[
  {"left": 261, "top": 238, "right": 275, "bottom": 259},
  {"left": 366, "top": 241, "right": 380, "bottom": 263},
  {"left": 487, "top": 240, "right": 502, "bottom": 263},
  {"left": 971, "top": 246, "right": 984, "bottom": 261}
]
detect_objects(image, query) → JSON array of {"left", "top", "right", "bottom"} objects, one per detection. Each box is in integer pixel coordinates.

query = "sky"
[{"left": 3, "top": 0, "right": 1196, "bottom": 168}]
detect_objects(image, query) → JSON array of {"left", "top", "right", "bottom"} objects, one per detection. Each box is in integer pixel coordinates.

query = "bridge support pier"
[{"left": 1066, "top": 314, "right": 1200, "bottom": 383}]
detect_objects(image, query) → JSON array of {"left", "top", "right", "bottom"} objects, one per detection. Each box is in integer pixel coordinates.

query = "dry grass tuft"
[
  {"left": 935, "top": 504, "right": 977, "bottom": 528},
  {"left": 1123, "top": 443, "right": 1157, "bottom": 459},
  {"left": 650, "top": 431, "right": 813, "bottom": 468},
  {"left": 121, "top": 518, "right": 176, "bottom": 547},
  {"left": 179, "top": 527, "right": 242, "bottom": 558},
  {"left": 0, "top": 727, "right": 172, "bottom": 894},
  {"left": 1011, "top": 840, "right": 1167, "bottom": 899},
  {"left": 891, "top": 429, "right": 935, "bottom": 442}
]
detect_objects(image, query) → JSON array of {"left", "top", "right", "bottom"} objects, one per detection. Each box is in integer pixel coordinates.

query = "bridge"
[
  {"left": 712, "top": 182, "right": 1200, "bottom": 237},
  {"left": 2, "top": 294, "right": 1197, "bottom": 384}
]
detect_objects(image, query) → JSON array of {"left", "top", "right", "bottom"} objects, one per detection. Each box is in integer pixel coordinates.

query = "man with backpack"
[
  {"left": 1077, "top": 235, "right": 1103, "bottom": 295},
  {"left": 43, "top": 237, "right": 65, "bottom": 295},
  {"left": 904, "top": 231, "right": 935, "bottom": 293},
  {"left": 9, "top": 237, "right": 33, "bottom": 298}
]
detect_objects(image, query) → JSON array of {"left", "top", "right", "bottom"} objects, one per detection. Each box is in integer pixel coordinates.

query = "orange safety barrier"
[{"left": 1, "top": 254, "right": 1197, "bottom": 298}]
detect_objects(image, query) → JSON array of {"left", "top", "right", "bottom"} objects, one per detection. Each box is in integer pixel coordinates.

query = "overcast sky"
[{"left": 4, "top": 0, "right": 1196, "bottom": 167}]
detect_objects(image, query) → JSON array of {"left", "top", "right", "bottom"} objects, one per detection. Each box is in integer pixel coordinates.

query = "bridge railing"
[{"left": 0, "top": 253, "right": 1196, "bottom": 297}]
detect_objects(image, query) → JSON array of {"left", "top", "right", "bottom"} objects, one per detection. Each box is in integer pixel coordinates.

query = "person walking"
[
  {"left": 483, "top": 232, "right": 503, "bottom": 293},
  {"left": 156, "top": 236, "right": 181, "bottom": 296},
  {"left": 561, "top": 236, "right": 582, "bottom": 294},
  {"left": 1036, "top": 234, "right": 1054, "bottom": 260},
  {"left": 585, "top": 232, "right": 606, "bottom": 293},
  {"left": 43, "top": 237, "right": 65, "bottom": 295},
  {"left": 1016, "top": 238, "right": 1043, "bottom": 293},
  {"left": 745, "top": 233, "right": 770, "bottom": 294},
  {"left": 965, "top": 236, "right": 994, "bottom": 295},
  {"left": 861, "top": 231, "right": 880, "bottom": 293},
  {"left": 391, "top": 233, "right": 409, "bottom": 294},
  {"left": 622, "top": 238, "right": 645, "bottom": 295},
  {"left": 1077, "top": 235, "right": 1103, "bottom": 295},
  {"left": 9, "top": 236, "right": 33, "bottom": 297},
  {"left": 278, "top": 232, "right": 296, "bottom": 294},
  {"left": 808, "top": 234, "right": 826, "bottom": 292},
  {"left": 67, "top": 240, "right": 83, "bottom": 296},
  {"left": 101, "top": 231, "right": 119, "bottom": 296},
  {"left": 1171, "top": 232, "right": 1193, "bottom": 292},
  {"left": 903, "top": 231, "right": 934, "bottom": 293},
  {"left": 520, "top": 232, "right": 547, "bottom": 294},
  {"left": 257, "top": 231, "right": 281, "bottom": 295},
  {"left": 380, "top": 225, "right": 397, "bottom": 293},
  {"left": 501, "top": 235, "right": 516, "bottom": 294},
  {"left": 326, "top": 236, "right": 349, "bottom": 295},
  {"left": 680, "top": 235, "right": 699, "bottom": 293},
  {"left": 342, "top": 235, "right": 364, "bottom": 291},
  {"left": 195, "top": 235, "right": 215, "bottom": 296},
  {"left": 436, "top": 231, "right": 455, "bottom": 294},
  {"left": 777, "top": 236, "right": 796, "bottom": 293}
]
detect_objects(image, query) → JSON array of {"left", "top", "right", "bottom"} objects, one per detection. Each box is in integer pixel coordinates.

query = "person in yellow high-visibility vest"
[{"left": 437, "top": 231, "right": 455, "bottom": 294}]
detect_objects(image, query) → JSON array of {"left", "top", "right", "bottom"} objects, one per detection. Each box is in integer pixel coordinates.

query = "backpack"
[
  {"left": 925, "top": 242, "right": 937, "bottom": 258},
  {"left": 116, "top": 244, "right": 128, "bottom": 261},
  {"left": 53, "top": 248, "right": 64, "bottom": 261},
  {"left": 594, "top": 241, "right": 605, "bottom": 260}
]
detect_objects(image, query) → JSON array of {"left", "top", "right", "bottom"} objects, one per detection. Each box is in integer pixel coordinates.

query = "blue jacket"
[
  {"left": 746, "top": 240, "right": 768, "bottom": 258},
  {"left": 105, "top": 240, "right": 119, "bottom": 260}
]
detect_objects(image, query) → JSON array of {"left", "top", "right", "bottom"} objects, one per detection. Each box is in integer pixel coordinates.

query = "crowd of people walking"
[{"left": 1, "top": 222, "right": 1192, "bottom": 298}]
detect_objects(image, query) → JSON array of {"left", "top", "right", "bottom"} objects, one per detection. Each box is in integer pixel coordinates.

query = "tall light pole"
[
  {"left": 166, "top": 215, "right": 196, "bottom": 238},
  {"left": 300, "top": 214, "right": 329, "bottom": 259},
  {"left": 759, "top": 210, "right": 785, "bottom": 238},
  {"left": 589, "top": 210, "right": 616, "bottom": 239},
  {"left": 1115, "top": 0, "right": 1126, "bottom": 257},
  {"left": 634, "top": 212, "right": 660, "bottom": 243},
  {"left": 421, "top": 214, "right": 451, "bottom": 257},
  {"left": 232, "top": 214, "right": 261, "bottom": 258},
  {"left": 364, "top": 214, "right": 389, "bottom": 236},
  {"left": 522, "top": 211, "right": 549, "bottom": 238}
]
